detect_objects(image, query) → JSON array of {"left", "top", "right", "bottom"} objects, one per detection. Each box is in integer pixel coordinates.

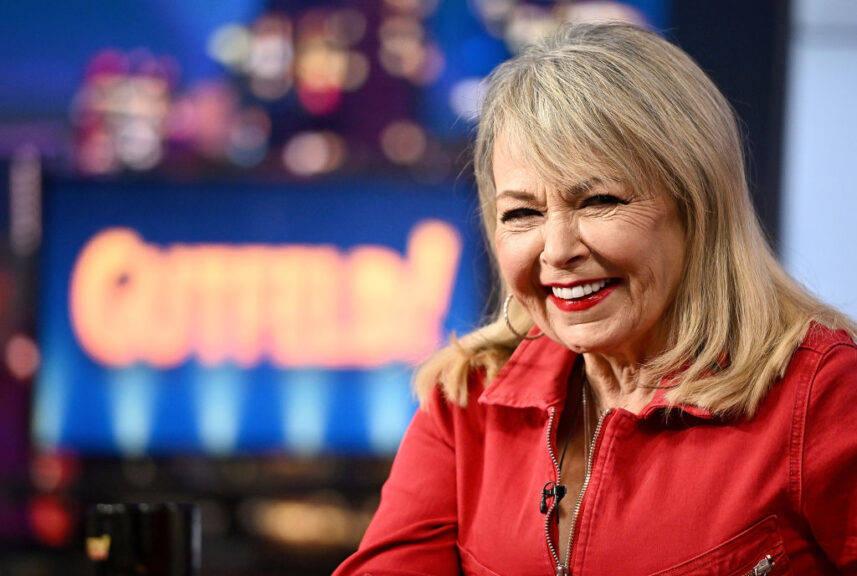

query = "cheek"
[
  {"left": 494, "top": 232, "right": 540, "bottom": 286},
  {"left": 581, "top": 220, "right": 680, "bottom": 285},
  {"left": 579, "top": 221, "right": 644, "bottom": 264}
]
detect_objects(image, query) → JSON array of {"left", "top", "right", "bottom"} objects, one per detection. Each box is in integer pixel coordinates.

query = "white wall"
[{"left": 781, "top": 0, "right": 857, "bottom": 320}]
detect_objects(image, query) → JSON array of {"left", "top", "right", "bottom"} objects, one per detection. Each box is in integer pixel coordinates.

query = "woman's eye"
[
  {"left": 581, "top": 194, "right": 625, "bottom": 208},
  {"left": 499, "top": 208, "right": 541, "bottom": 223}
]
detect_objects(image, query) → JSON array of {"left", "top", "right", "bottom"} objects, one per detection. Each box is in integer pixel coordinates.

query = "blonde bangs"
[{"left": 481, "top": 51, "right": 668, "bottom": 202}]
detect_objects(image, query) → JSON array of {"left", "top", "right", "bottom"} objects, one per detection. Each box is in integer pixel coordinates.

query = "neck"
[{"left": 581, "top": 352, "right": 658, "bottom": 415}]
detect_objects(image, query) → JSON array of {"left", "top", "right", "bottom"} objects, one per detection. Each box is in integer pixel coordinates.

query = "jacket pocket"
[{"left": 647, "top": 515, "right": 791, "bottom": 576}]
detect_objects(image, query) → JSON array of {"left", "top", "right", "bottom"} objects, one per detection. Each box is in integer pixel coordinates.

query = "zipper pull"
[
  {"left": 555, "top": 564, "right": 569, "bottom": 576},
  {"left": 751, "top": 554, "right": 775, "bottom": 575}
]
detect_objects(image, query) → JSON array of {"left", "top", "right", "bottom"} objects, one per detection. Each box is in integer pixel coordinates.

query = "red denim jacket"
[{"left": 334, "top": 326, "right": 857, "bottom": 575}]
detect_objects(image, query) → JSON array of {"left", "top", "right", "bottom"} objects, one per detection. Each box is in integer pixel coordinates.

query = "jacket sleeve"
[
  {"left": 800, "top": 341, "right": 857, "bottom": 572},
  {"left": 332, "top": 386, "right": 462, "bottom": 576}
]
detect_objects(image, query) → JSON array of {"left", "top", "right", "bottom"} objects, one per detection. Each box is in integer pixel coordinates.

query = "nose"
[{"left": 540, "top": 213, "right": 587, "bottom": 268}]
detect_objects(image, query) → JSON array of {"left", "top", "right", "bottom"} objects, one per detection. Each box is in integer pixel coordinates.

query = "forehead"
[{"left": 492, "top": 130, "right": 615, "bottom": 196}]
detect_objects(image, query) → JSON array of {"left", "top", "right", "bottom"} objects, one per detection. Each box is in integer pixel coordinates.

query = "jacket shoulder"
[
  {"left": 421, "top": 368, "right": 489, "bottom": 437},
  {"left": 797, "top": 324, "right": 856, "bottom": 355}
]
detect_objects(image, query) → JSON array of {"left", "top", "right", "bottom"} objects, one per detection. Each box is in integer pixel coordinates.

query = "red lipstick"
[{"left": 547, "top": 281, "right": 617, "bottom": 312}]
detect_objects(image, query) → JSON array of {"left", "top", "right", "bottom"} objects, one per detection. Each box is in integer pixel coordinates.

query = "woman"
[{"left": 334, "top": 23, "right": 857, "bottom": 575}]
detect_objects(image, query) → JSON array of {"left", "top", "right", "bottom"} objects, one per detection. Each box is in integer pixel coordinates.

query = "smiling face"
[{"left": 492, "top": 134, "right": 687, "bottom": 364}]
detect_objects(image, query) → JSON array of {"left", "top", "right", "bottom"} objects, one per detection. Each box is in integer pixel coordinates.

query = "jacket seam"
[
  {"left": 788, "top": 349, "right": 813, "bottom": 515},
  {"left": 432, "top": 415, "right": 456, "bottom": 452},
  {"left": 431, "top": 369, "right": 486, "bottom": 451},
  {"left": 789, "top": 341, "right": 851, "bottom": 516}
]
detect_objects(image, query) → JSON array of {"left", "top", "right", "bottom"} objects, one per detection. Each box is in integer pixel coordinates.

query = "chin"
[
  {"left": 546, "top": 327, "right": 607, "bottom": 354},
  {"left": 548, "top": 320, "right": 634, "bottom": 355}
]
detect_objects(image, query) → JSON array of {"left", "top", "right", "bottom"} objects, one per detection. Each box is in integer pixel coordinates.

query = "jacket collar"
[
  {"left": 478, "top": 335, "right": 714, "bottom": 420},
  {"left": 478, "top": 335, "right": 577, "bottom": 410},
  {"left": 639, "top": 386, "right": 714, "bottom": 420}
]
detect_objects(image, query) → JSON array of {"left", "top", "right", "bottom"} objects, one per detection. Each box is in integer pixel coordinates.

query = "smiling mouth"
[{"left": 550, "top": 279, "right": 612, "bottom": 300}]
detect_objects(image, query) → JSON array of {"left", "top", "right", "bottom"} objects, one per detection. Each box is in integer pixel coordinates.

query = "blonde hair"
[{"left": 415, "top": 22, "right": 855, "bottom": 417}]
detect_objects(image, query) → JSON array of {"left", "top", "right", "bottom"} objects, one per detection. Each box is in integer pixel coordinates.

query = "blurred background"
[{"left": 0, "top": 0, "right": 854, "bottom": 574}]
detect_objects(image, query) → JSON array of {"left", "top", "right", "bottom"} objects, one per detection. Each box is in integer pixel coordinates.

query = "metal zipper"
[
  {"left": 558, "top": 408, "right": 611, "bottom": 576},
  {"left": 543, "top": 407, "right": 563, "bottom": 571},
  {"left": 546, "top": 405, "right": 774, "bottom": 576},
  {"left": 745, "top": 554, "right": 775, "bottom": 576}
]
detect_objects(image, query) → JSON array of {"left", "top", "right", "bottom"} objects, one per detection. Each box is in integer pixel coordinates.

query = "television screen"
[{"left": 34, "top": 177, "right": 487, "bottom": 456}]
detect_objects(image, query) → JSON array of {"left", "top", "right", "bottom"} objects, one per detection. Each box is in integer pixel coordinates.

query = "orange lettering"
[{"left": 68, "top": 220, "right": 462, "bottom": 369}]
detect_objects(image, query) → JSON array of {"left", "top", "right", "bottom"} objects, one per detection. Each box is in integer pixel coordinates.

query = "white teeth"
[
  {"left": 553, "top": 286, "right": 573, "bottom": 299},
  {"left": 551, "top": 280, "right": 608, "bottom": 300}
]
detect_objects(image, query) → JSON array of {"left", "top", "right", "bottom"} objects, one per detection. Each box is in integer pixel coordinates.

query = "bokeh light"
[
  {"left": 71, "top": 49, "right": 176, "bottom": 174},
  {"left": 378, "top": 16, "right": 428, "bottom": 80},
  {"left": 383, "top": 0, "right": 441, "bottom": 18},
  {"left": 291, "top": 8, "right": 375, "bottom": 115},
  {"left": 282, "top": 131, "right": 346, "bottom": 176},
  {"left": 227, "top": 107, "right": 271, "bottom": 167},
  {"left": 468, "top": 0, "right": 648, "bottom": 53},
  {"left": 28, "top": 496, "right": 75, "bottom": 548},
  {"left": 247, "top": 14, "right": 295, "bottom": 100},
  {"left": 5, "top": 334, "right": 40, "bottom": 381},
  {"left": 556, "top": 1, "right": 646, "bottom": 27},
  {"left": 504, "top": 4, "right": 557, "bottom": 53},
  {"left": 326, "top": 8, "right": 368, "bottom": 46},
  {"left": 449, "top": 77, "right": 486, "bottom": 121},
  {"left": 29, "top": 453, "right": 79, "bottom": 493},
  {"left": 239, "top": 495, "right": 372, "bottom": 547},
  {"left": 207, "top": 24, "right": 253, "bottom": 69},
  {"left": 380, "top": 121, "right": 427, "bottom": 165}
]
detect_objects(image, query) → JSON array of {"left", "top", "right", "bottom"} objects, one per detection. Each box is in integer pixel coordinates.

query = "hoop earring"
[{"left": 503, "top": 294, "right": 543, "bottom": 340}]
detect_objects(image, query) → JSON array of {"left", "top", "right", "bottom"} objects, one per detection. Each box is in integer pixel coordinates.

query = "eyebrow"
[
  {"left": 562, "top": 178, "right": 602, "bottom": 197},
  {"left": 495, "top": 189, "right": 535, "bottom": 202},
  {"left": 495, "top": 178, "right": 603, "bottom": 202}
]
